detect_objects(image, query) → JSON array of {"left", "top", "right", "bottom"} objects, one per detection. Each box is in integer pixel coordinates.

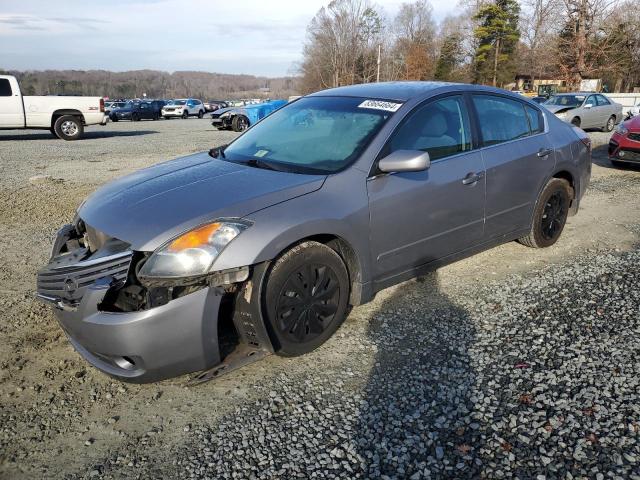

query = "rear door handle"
[
  {"left": 462, "top": 171, "right": 484, "bottom": 185},
  {"left": 537, "top": 148, "right": 553, "bottom": 157}
]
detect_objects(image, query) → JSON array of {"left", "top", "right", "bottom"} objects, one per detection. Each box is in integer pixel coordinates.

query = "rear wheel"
[
  {"left": 53, "top": 115, "right": 83, "bottom": 141},
  {"left": 232, "top": 115, "right": 249, "bottom": 132},
  {"left": 198, "top": 110, "right": 204, "bottom": 118},
  {"left": 603, "top": 115, "right": 615, "bottom": 132},
  {"left": 263, "top": 241, "right": 350, "bottom": 357},
  {"left": 518, "top": 178, "right": 572, "bottom": 248},
  {"left": 571, "top": 117, "right": 581, "bottom": 128}
]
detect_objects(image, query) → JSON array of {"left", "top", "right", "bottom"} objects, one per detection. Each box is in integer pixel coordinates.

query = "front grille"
[
  {"left": 619, "top": 149, "right": 640, "bottom": 162},
  {"left": 37, "top": 251, "right": 132, "bottom": 303},
  {"left": 628, "top": 132, "right": 640, "bottom": 142}
]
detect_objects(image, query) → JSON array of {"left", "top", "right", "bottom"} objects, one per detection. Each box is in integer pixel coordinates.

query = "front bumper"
[
  {"left": 52, "top": 282, "right": 223, "bottom": 383},
  {"left": 162, "top": 110, "right": 184, "bottom": 117},
  {"left": 609, "top": 138, "right": 640, "bottom": 164}
]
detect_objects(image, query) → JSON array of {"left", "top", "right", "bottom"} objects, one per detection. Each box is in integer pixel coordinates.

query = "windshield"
[
  {"left": 123, "top": 101, "right": 140, "bottom": 108},
  {"left": 171, "top": 100, "right": 187, "bottom": 106},
  {"left": 221, "top": 96, "right": 395, "bottom": 174},
  {"left": 545, "top": 95, "right": 585, "bottom": 107}
]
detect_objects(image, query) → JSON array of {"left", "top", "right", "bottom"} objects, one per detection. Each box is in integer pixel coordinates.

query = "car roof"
[{"left": 308, "top": 81, "right": 530, "bottom": 102}]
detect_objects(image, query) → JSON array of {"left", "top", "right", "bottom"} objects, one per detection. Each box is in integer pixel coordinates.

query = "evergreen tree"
[
  {"left": 473, "top": 0, "right": 520, "bottom": 86},
  {"left": 434, "top": 33, "right": 463, "bottom": 81}
]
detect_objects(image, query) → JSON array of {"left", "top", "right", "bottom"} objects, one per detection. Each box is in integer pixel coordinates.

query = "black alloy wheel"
[
  {"left": 540, "top": 191, "right": 566, "bottom": 241},
  {"left": 263, "top": 241, "right": 350, "bottom": 357},
  {"left": 518, "top": 178, "right": 572, "bottom": 248}
]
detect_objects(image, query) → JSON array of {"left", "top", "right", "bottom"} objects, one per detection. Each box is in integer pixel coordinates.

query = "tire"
[
  {"left": 198, "top": 110, "right": 204, "bottom": 118},
  {"left": 232, "top": 115, "right": 249, "bottom": 132},
  {"left": 518, "top": 178, "right": 572, "bottom": 248},
  {"left": 263, "top": 241, "right": 351, "bottom": 357},
  {"left": 182, "top": 111, "right": 189, "bottom": 119},
  {"left": 50, "top": 128, "right": 57, "bottom": 138},
  {"left": 603, "top": 115, "right": 615, "bottom": 132},
  {"left": 153, "top": 112, "right": 159, "bottom": 120},
  {"left": 164, "top": 116, "right": 170, "bottom": 120},
  {"left": 571, "top": 117, "right": 581, "bottom": 128},
  {"left": 131, "top": 113, "right": 140, "bottom": 122},
  {"left": 53, "top": 115, "right": 83, "bottom": 141},
  {"left": 111, "top": 117, "right": 118, "bottom": 122}
]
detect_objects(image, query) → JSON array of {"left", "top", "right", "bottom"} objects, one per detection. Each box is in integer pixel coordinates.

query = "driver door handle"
[
  {"left": 462, "top": 171, "right": 484, "bottom": 185},
  {"left": 537, "top": 148, "right": 553, "bottom": 157}
]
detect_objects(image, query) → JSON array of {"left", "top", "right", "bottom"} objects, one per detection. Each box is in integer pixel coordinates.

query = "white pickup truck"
[{"left": 0, "top": 75, "right": 108, "bottom": 140}]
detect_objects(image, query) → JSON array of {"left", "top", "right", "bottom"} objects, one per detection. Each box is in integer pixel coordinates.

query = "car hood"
[
  {"left": 544, "top": 105, "right": 576, "bottom": 114},
  {"left": 78, "top": 152, "right": 326, "bottom": 251},
  {"left": 625, "top": 115, "right": 640, "bottom": 130}
]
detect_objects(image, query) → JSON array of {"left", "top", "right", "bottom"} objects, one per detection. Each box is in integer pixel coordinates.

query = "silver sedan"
[{"left": 543, "top": 93, "right": 623, "bottom": 131}]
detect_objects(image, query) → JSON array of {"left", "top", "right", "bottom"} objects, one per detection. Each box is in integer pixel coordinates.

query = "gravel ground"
[{"left": 0, "top": 121, "right": 639, "bottom": 479}]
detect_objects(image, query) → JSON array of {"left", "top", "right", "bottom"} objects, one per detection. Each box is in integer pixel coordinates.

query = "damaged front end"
[{"left": 37, "top": 219, "right": 273, "bottom": 383}]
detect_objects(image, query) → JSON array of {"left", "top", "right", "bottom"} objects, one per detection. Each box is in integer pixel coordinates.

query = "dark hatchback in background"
[{"left": 37, "top": 82, "right": 592, "bottom": 383}]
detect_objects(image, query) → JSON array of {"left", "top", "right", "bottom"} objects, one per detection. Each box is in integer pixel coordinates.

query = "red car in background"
[{"left": 609, "top": 115, "right": 640, "bottom": 167}]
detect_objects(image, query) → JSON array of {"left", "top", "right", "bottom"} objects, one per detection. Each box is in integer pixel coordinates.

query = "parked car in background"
[
  {"left": 37, "top": 82, "right": 591, "bottom": 383},
  {"left": 162, "top": 99, "right": 205, "bottom": 119},
  {"left": 105, "top": 101, "right": 127, "bottom": 115},
  {"left": 543, "top": 93, "right": 622, "bottom": 131},
  {"left": 204, "top": 100, "right": 228, "bottom": 112},
  {"left": 624, "top": 102, "right": 640, "bottom": 120},
  {"left": 110, "top": 100, "right": 161, "bottom": 121},
  {"left": 609, "top": 115, "right": 640, "bottom": 167},
  {"left": 0, "top": 74, "right": 107, "bottom": 140},
  {"left": 211, "top": 99, "right": 287, "bottom": 131}
]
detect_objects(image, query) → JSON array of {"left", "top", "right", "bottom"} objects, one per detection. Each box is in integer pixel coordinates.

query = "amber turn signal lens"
[{"left": 168, "top": 223, "right": 221, "bottom": 252}]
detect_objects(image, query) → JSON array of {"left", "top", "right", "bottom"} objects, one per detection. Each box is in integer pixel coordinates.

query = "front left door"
[
  {"left": 367, "top": 95, "right": 486, "bottom": 282},
  {"left": 0, "top": 77, "right": 24, "bottom": 127}
]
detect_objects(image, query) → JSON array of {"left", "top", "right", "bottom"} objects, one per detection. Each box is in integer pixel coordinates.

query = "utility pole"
[{"left": 376, "top": 44, "right": 381, "bottom": 83}]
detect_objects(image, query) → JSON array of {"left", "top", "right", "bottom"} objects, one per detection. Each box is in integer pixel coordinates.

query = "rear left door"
[{"left": 470, "top": 94, "right": 555, "bottom": 238}]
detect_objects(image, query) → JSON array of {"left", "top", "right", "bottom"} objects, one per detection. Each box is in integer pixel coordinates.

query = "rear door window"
[
  {"left": 525, "top": 105, "right": 543, "bottom": 134},
  {"left": 0, "top": 79, "right": 12, "bottom": 96},
  {"left": 471, "top": 95, "right": 531, "bottom": 146},
  {"left": 388, "top": 95, "right": 472, "bottom": 161},
  {"left": 596, "top": 95, "right": 610, "bottom": 106}
]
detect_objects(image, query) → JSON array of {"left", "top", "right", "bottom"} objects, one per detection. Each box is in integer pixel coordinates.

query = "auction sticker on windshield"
[{"left": 358, "top": 100, "right": 403, "bottom": 112}]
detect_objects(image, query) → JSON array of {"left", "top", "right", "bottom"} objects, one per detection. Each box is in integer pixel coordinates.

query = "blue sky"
[{"left": 0, "top": 0, "right": 455, "bottom": 77}]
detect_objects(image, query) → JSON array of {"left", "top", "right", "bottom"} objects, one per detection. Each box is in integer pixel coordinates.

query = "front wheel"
[
  {"left": 232, "top": 115, "right": 249, "bottom": 132},
  {"left": 131, "top": 113, "right": 140, "bottom": 122},
  {"left": 263, "top": 241, "right": 350, "bottom": 357},
  {"left": 603, "top": 115, "right": 615, "bottom": 132},
  {"left": 182, "top": 111, "right": 189, "bottom": 119},
  {"left": 198, "top": 110, "right": 204, "bottom": 118},
  {"left": 53, "top": 115, "right": 83, "bottom": 141},
  {"left": 518, "top": 178, "right": 572, "bottom": 248},
  {"left": 571, "top": 117, "right": 581, "bottom": 128}
]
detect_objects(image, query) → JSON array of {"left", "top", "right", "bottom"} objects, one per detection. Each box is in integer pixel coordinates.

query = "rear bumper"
[{"left": 53, "top": 283, "right": 223, "bottom": 383}]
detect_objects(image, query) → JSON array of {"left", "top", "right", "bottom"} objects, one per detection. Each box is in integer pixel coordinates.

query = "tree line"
[
  {"left": 1, "top": 69, "right": 299, "bottom": 100},
  {"left": 299, "top": 0, "right": 640, "bottom": 93}
]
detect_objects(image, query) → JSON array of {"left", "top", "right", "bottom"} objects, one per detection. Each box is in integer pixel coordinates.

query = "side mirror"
[
  {"left": 378, "top": 150, "right": 430, "bottom": 173},
  {"left": 584, "top": 103, "right": 593, "bottom": 109}
]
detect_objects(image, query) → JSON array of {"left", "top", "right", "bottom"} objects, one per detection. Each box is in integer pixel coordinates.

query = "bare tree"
[
  {"left": 392, "top": 0, "right": 438, "bottom": 80},
  {"left": 520, "top": 0, "right": 561, "bottom": 86}
]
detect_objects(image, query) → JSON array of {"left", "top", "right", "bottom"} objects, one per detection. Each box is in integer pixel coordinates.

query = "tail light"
[
  {"left": 581, "top": 137, "right": 591, "bottom": 151},
  {"left": 100, "top": 98, "right": 105, "bottom": 113}
]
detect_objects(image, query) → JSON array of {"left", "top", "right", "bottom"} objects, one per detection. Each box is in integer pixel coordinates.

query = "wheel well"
[
  {"left": 52, "top": 110, "right": 85, "bottom": 128},
  {"left": 274, "top": 234, "right": 363, "bottom": 306},
  {"left": 552, "top": 170, "right": 578, "bottom": 214}
]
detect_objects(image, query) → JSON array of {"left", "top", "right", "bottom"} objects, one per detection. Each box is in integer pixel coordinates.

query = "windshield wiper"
[{"left": 242, "top": 158, "right": 282, "bottom": 171}]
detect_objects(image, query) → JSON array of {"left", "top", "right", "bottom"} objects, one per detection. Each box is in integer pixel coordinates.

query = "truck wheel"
[
  {"left": 232, "top": 115, "right": 249, "bottom": 132},
  {"left": 518, "top": 178, "right": 572, "bottom": 248},
  {"left": 262, "top": 241, "right": 350, "bottom": 357},
  {"left": 53, "top": 115, "right": 83, "bottom": 141},
  {"left": 198, "top": 110, "right": 204, "bottom": 118}
]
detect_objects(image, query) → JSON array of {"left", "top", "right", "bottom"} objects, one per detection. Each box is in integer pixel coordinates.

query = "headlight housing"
[
  {"left": 220, "top": 111, "right": 231, "bottom": 118},
  {"left": 556, "top": 111, "right": 568, "bottom": 119},
  {"left": 138, "top": 220, "right": 250, "bottom": 282},
  {"left": 616, "top": 123, "right": 628, "bottom": 135}
]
